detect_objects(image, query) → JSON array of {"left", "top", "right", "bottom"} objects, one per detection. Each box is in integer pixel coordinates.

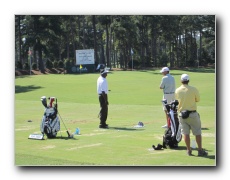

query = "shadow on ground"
[
  {"left": 108, "top": 126, "right": 145, "bottom": 131},
  {"left": 15, "top": 85, "right": 43, "bottom": 93}
]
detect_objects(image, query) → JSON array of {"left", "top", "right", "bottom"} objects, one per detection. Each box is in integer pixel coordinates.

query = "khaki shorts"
[
  {"left": 162, "top": 94, "right": 175, "bottom": 111},
  {"left": 179, "top": 112, "right": 201, "bottom": 135}
]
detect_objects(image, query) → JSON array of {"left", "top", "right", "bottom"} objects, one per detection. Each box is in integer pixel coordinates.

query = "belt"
[
  {"left": 180, "top": 110, "right": 196, "bottom": 113},
  {"left": 188, "top": 110, "right": 196, "bottom": 113},
  {"left": 164, "top": 92, "right": 174, "bottom": 94}
]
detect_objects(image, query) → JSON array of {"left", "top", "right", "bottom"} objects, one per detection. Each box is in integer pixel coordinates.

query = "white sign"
[
  {"left": 76, "top": 49, "right": 95, "bottom": 65},
  {"left": 28, "top": 134, "right": 44, "bottom": 140}
]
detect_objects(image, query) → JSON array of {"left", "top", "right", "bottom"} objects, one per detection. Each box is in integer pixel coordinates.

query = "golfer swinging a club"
[{"left": 97, "top": 69, "right": 109, "bottom": 128}]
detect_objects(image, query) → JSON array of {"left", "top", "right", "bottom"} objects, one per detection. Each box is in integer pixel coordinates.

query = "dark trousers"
[{"left": 99, "top": 95, "right": 108, "bottom": 125}]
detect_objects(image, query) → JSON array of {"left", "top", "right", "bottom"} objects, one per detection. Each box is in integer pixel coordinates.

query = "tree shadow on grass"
[
  {"left": 15, "top": 85, "right": 43, "bottom": 93},
  {"left": 139, "top": 67, "right": 215, "bottom": 75},
  {"left": 182, "top": 68, "right": 215, "bottom": 73},
  {"left": 108, "top": 126, "right": 145, "bottom": 131}
]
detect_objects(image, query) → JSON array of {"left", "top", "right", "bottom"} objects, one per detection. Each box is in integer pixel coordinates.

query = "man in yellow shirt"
[{"left": 175, "top": 74, "right": 208, "bottom": 156}]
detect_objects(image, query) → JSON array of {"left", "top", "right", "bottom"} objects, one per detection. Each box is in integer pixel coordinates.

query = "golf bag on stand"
[
  {"left": 162, "top": 99, "right": 182, "bottom": 148},
  {"left": 40, "top": 96, "right": 60, "bottom": 138}
]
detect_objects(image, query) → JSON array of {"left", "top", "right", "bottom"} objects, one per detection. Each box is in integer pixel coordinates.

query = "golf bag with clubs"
[
  {"left": 162, "top": 99, "right": 182, "bottom": 148},
  {"left": 40, "top": 96, "right": 60, "bottom": 138}
]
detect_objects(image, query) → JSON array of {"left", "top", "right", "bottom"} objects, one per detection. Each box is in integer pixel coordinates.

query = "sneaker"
[
  {"left": 187, "top": 150, "right": 192, "bottom": 156},
  {"left": 198, "top": 149, "right": 208, "bottom": 156},
  {"left": 161, "top": 124, "right": 168, "bottom": 128},
  {"left": 99, "top": 124, "right": 109, "bottom": 129}
]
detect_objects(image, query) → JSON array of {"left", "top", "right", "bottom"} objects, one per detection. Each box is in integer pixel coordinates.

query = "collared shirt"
[
  {"left": 160, "top": 74, "right": 175, "bottom": 94},
  {"left": 97, "top": 76, "right": 108, "bottom": 94},
  {"left": 175, "top": 84, "right": 200, "bottom": 112}
]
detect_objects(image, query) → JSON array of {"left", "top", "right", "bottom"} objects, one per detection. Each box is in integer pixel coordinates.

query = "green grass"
[{"left": 15, "top": 69, "right": 216, "bottom": 166}]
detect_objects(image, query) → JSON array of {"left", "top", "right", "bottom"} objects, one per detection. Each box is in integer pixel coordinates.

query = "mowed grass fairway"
[{"left": 15, "top": 69, "right": 216, "bottom": 166}]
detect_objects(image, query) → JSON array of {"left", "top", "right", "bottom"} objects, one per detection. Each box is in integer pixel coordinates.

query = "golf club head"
[
  {"left": 66, "top": 130, "right": 73, "bottom": 138},
  {"left": 41, "top": 96, "right": 47, "bottom": 108},
  {"left": 162, "top": 99, "right": 167, "bottom": 105},
  {"left": 172, "top": 100, "right": 179, "bottom": 106},
  {"left": 169, "top": 100, "right": 179, "bottom": 111}
]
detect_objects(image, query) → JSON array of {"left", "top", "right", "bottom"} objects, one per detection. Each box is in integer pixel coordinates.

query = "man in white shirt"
[
  {"left": 159, "top": 67, "right": 175, "bottom": 128},
  {"left": 97, "top": 69, "right": 109, "bottom": 128}
]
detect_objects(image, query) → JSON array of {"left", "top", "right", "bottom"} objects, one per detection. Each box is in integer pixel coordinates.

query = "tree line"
[{"left": 15, "top": 15, "right": 215, "bottom": 72}]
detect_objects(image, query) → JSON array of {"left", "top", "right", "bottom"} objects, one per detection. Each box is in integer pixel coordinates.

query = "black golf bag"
[
  {"left": 162, "top": 99, "right": 182, "bottom": 148},
  {"left": 40, "top": 96, "right": 60, "bottom": 138}
]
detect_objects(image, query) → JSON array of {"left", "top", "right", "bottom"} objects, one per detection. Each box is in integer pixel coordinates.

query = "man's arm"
[
  {"left": 159, "top": 78, "right": 165, "bottom": 89},
  {"left": 160, "top": 82, "right": 164, "bottom": 89},
  {"left": 194, "top": 88, "right": 200, "bottom": 102}
]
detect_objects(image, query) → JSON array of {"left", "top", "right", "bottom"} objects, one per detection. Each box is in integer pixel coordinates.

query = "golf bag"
[
  {"left": 40, "top": 96, "right": 60, "bottom": 138},
  {"left": 162, "top": 99, "right": 182, "bottom": 148}
]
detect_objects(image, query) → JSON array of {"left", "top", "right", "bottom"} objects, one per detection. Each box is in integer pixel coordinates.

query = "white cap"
[
  {"left": 160, "top": 67, "right": 169, "bottom": 73},
  {"left": 181, "top": 74, "right": 190, "bottom": 81},
  {"left": 101, "top": 69, "right": 109, "bottom": 75}
]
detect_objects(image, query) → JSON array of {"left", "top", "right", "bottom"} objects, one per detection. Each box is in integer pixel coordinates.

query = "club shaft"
[{"left": 58, "top": 112, "right": 68, "bottom": 131}]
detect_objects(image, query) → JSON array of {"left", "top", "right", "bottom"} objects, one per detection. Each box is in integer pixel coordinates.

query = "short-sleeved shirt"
[
  {"left": 175, "top": 84, "right": 200, "bottom": 112},
  {"left": 97, "top": 76, "right": 108, "bottom": 94},
  {"left": 160, "top": 74, "right": 175, "bottom": 94}
]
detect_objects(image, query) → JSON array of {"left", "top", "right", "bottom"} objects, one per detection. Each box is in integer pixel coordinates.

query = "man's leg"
[
  {"left": 184, "top": 134, "right": 191, "bottom": 150},
  {"left": 195, "top": 134, "right": 202, "bottom": 150},
  {"left": 184, "top": 134, "right": 192, "bottom": 155},
  {"left": 161, "top": 110, "right": 168, "bottom": 128},
  {"left": 161, "top": 95, "right": 169, "bottom": 128},
  {"left": 99, "top": 95, "right": 108, "bottom": 128},
  {"left": 191, "top": 112, "right": 208, "bottom": 156},
  {"left": 162, "top": 94, "right": 175, "bottom": 128},
  {"left": 196, "top": 134, "right": 208, "bottom": 156},
  {"left": 100, "top": 104, "right": 108, "bottom": 124}
]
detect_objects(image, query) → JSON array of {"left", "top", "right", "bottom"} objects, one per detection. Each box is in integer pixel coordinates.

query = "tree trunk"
[
  {"left": 199, "top": 29, "right": 202, "bottom": 65},
  {"left": 18, "top": 16, "right": 22, "bottom": 65},
  {"left": 175, "top": 36, "right": 178, "bottom": 67},
  {"left": 190, "top": 30, "right": 193, "bottom": 62},
  {"left": 153, "top": 27, "right": 157, "bottom": 67},
  {"left": 66, "top": 35, "right": 70, "bottom": 61},
  {"left": 169, "top": 41, "right": 172, "bottom": 67},
  {"left": 109, "top": 22, "right": 113, "bottom": 69},
  {"left": 105, "top": 23, "right": 110, "bottom": 67},
  {"left": 185, "top": 29, "right": 188, "bottom": 66},
  {"left": 34, "top": 39, "right": 45, "bottom": 73},
  {"left": 38, "top": 50, "right": 45, "bottom": 73},
  {"left": 70, "top": 16, "right": 76, "bottom": 64},
  {"left": 92, "top": 15, "right": 98, "bottom": 64},
  {"left": 83, "top": 17, "right": 86, "bottom": 49}
]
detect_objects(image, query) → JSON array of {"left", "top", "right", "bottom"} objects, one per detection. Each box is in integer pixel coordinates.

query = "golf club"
[
  {"left": 58, "top": 112, "right": 71, "bottom": 137},
  {"left": 55, "top": 98, "right": 68, "bottom": 135}
]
